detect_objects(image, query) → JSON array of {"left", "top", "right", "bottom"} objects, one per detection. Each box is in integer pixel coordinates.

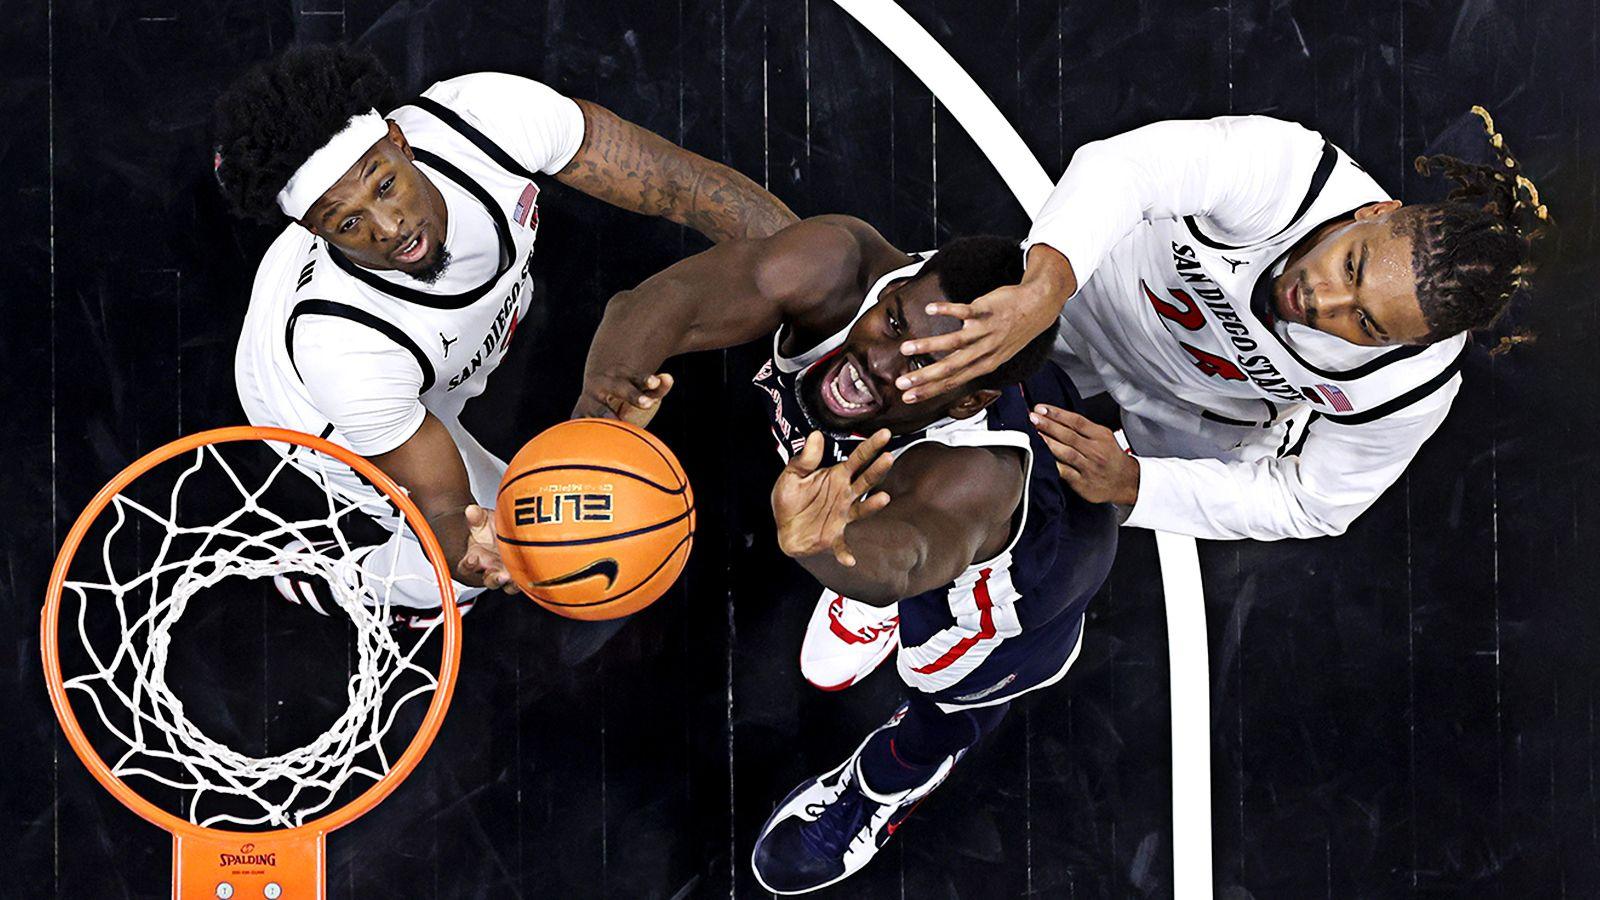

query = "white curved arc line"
[
  {"left": 826, "top": 2, "right": 1214, "bottom": 896},
  {"left": 828, "top": 0, "right": 1056, "bottom": 218}
]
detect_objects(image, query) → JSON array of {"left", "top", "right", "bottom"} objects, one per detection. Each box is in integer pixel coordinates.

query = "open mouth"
[
  {"left": 394, "top": 226, "right": 430, "bottom": 264},
  {"left": 818, "top": 353, "right": 881, "bottom": 420}
]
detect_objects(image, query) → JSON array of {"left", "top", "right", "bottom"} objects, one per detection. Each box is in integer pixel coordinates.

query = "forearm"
[
  {"left": 421, "top": 496, "right": 478, "bottom": 581},
  {"left": 578, "top": 242, "right": 784, "bottom": 408},
  {"left": 1123, "top": 455, "right": 1357, "bottom": 540},
  {"left": 788, "top": 510, "right": 986, "bottom": 605},
  {"left": 790, "top": 520, "right": 927, "bottom": 605},
  {"left": 582, "top": 286, "right": 696, "bottom": 390},
  {"left": 1018, "top": 243, "right": 1079, "bottom": 315},
  {"left": 370, "top": 415, "right": 487, "bottom": 586},
  {"left": 559, "top": 100, "right": 798, "bottom": 243},
  {"left": 1023, "top": 116, "right": 1325, "bottom": 288},
  {"left": 1122, "top": 408, "right": 1450, "bottom": 540}
]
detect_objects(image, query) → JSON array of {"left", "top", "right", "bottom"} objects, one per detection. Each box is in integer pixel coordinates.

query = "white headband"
[{"left": 275, "top": 110, "right": 389, "bottom": 220}]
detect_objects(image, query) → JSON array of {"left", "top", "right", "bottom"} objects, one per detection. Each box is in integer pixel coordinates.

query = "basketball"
[{"left": 494, "top": 418, "right": 695, "bottom": 620}]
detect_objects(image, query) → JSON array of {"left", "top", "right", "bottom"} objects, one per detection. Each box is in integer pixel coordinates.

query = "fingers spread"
[
  {"left": 841, "top": 428, "right": 888, "bottom": 475},
  {"left": 922, "top": 301, "right": 978, "bottom": 322},
  {"left": 832, "top": 543, "right": 858, "bottom": 568},
  {"left": 850, "top": 452, "right": 895, "bottom": 497},
  {"left": 897, "top": 351, "right": 978, "bottom": 400},
  {"left": 899, "top": 324, "right": 974, "bottom": 360},
  {"left": 787, "top": 430, "right": 825, "bottom": 475},
  {"left": 850, "top": 491, "right": 892, "bottom": 521}
]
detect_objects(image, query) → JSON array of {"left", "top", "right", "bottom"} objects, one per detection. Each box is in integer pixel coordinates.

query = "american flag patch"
[
  {"left": 512, "top": 182, "right": 539, "bottom": 228},
  {"left": 1315, "top": 383, "right": 1354, "bottom": 412}
]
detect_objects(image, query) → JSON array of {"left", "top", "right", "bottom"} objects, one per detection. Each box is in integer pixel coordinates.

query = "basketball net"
[{"left": 43, "top": 427, "right": 461, "bottom": 899}]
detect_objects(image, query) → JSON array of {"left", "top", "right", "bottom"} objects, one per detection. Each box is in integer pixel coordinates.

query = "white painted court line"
[
  {"left": 1156, "top": 531, "right": 1213, "bottom": 900},
  {"left": 826, "top": 2, "right": 1215, "bottom": 896}
]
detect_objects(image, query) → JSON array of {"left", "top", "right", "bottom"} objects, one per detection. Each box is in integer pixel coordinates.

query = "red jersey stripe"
[{"left": 910, "top": 568, "right": 996, "bottom": 674}]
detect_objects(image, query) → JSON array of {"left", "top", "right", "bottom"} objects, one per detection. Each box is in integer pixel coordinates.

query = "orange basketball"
[{"left": 494, "top": 418, "right": 695, "bottom": 620}]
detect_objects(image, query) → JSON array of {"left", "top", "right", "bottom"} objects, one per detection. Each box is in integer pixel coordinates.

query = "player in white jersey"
[
  {"left": 213, "top": 45, "right": 796, "bottom": 617},
  {"left": 899, "top": 108, "right": 1549, "bottom": 539},
  {"left": 813, "top": 109, "right": 1549, "bottom": 676}
]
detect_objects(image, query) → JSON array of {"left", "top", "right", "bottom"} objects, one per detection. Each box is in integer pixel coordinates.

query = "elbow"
[
  {"left": 1280, "top": 492, "right": 1363, "bottom": 540},
  {"left": 604, "top": 287, "right": 643, "bottom": 312},
  {"left": 851, "top": 584, "right": 908, "bottom": 607},
  {"left": 851, "top": 562, "right": 917, "bottom": 606}
]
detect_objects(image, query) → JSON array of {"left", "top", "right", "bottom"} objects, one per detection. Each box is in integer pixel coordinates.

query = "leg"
[{"left": 857, "top": 691, "right": 1009, "bottom": 793}]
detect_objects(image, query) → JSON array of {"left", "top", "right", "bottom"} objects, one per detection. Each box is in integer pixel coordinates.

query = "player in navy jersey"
[
  {"left": 213, "top": 45, "right": 796, "bottom": 620},
  {"left": 575, "top": 219, "right": 1118, "bottom": 892}
]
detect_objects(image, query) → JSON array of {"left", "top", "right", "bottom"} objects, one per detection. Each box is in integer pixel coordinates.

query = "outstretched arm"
[
  {"left": 573, "top": 215, "right": 889, "bottom": 419},
  {"left": 1030, "top": 379, "right": 1458, "bottom": 539},
  {"left": 895, "top": 115, "right": 1336, "bottom": 402},
  {"left": 557, "top": 99, "right": 799, "bottom": 243},
  {"left": 370, "top": 412, "right": 514, "bottom": 591},
  {"left": 773, "top": 435, "right": 1024, "bottom": 605}
]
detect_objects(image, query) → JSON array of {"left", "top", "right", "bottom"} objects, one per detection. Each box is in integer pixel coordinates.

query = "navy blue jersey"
[{"left": 755, "top": 261, "right": 1118, "bottom": 702}]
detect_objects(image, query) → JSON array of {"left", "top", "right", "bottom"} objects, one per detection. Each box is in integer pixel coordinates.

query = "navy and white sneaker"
[{"left": 751, "top": 706, "right": 961, "bottom": 894}]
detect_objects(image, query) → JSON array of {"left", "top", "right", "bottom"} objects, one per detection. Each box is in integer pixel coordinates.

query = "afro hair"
[{"left": 211, "top": 44, "right": 397, "bottom": 223}]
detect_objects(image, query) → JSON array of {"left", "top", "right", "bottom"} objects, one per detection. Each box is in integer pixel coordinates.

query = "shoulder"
[
  {"left": 752, "top": 215, "right": 904, "bottom": 325},
  {"left": 251, "top": 227, "right": 318, "bottom": 291},
  {"left": 407, "top": 72, "right": 584, "bottom": 176},
  {"left": 885, "top": 441, "right": 1026, "bottom": 526},
  {"left": 416, "top": 72, "right": 573, "bottom": 117},
  {"left": 1204, "top": 114, "right": 1325, "bottom": 147},
  {"left": 1321, "top": 337, "right": 1467, "bottom": 429}
]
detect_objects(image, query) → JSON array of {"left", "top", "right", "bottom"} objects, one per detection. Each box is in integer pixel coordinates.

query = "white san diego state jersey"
[
  {"left": 235, "top": 73, "right": 583, "bottom": 503},
  {"left": 1025, "top": 116, "right": 1467, "bottom": 540},
  {"left": 1056, "top": 128, "right": 1465, "bottom": 450}
]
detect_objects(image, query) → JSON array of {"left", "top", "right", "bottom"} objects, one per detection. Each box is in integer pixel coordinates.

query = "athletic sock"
[
  {"left": 857, "top": 696, "right": 1011, "bottom": 795},
  {"left": 858, "top": 727, "right": 944, "bottom": 795}
]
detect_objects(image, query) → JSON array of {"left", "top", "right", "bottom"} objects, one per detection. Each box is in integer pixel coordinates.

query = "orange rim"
[{"left": 40, "top": 425, "right": 462, "bottom": 842}]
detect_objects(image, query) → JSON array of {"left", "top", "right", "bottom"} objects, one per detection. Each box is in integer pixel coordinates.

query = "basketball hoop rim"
[{"left": 40, "top": 425, "right": 462, "bottom": 843}]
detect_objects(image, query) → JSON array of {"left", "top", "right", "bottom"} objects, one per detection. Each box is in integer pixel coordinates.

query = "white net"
[{"left": 56, "top": 439, "right": 450, "bottom": 830}]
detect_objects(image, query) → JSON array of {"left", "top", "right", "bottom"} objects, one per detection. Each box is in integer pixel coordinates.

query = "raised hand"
[
  {"left": 895, "top": 244, "right": 1075, "bottom": 404},
  {"left": 458, "top": 504, "right": 518, "bottom": 592},
  {"left": 572, "top": 372, "right": 675, "bottom": 428},
  {"left": 771, "top": 429, "right": 895, "bottom": 567}
]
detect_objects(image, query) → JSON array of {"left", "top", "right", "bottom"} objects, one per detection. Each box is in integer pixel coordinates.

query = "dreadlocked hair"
[
  {"left": 1399, "top": 106, "right": 1551, "bottom": 343},
  {"left": 211, "top": 44, "right": 397, "bottom": 223}
]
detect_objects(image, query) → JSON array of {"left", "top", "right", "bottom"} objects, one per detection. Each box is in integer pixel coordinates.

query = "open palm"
[{"left": 772, "top": 429, "right": 895, "bottom": 567}]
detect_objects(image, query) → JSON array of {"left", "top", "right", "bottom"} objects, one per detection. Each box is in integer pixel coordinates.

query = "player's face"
[
  {"left": 1272, "top": 200, "right": 1431, "bottom": 346},
  {"left": 303, "top": 122, "right": 450, "bottom": 280},
  {"left": 802, "top": 273, "right": 993, "bottom": 434}
]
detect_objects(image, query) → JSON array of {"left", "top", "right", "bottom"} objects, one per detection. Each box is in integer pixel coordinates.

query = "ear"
[
  {"left": 945, "top": 388, "right": 1001, "bottom": 421},
  {"left": 386, "top": 119, "right": 413, "bottom": 161},
  {"left": 1354, "top": 199, "right": 1403, "bottom": 220}
]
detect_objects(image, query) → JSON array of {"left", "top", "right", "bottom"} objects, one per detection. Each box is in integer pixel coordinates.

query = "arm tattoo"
[{"left": 557, "top": 100, "right": 798, "bottom": 243}]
